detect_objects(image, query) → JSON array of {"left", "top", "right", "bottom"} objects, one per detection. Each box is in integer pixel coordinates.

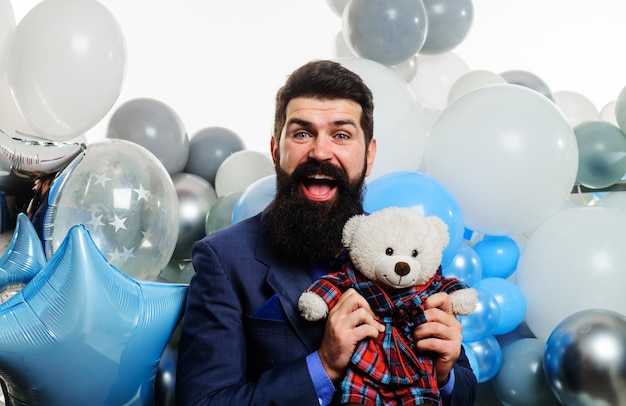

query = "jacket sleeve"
[
  {"left": 447, "top": 346, "right": 478, "bottom": 406},
  {"left": 175, "top": 238, "right": 320, "bottom": 406}
]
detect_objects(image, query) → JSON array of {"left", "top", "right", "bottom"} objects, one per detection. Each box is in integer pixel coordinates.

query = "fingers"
[
  {"left": 331, "top": 288, "right": 385, "bottom": 335},
  {"left": 422, "top": 292, "right": 453, "bottom": 314}
]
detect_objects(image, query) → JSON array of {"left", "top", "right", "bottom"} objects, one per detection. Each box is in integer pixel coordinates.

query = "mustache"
[{"left": 291, "top": 160, "right": 349, "bottom": 185}]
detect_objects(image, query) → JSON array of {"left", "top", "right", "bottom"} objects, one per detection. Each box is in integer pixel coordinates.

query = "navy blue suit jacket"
[{"left": 176, "top": 208, "right": 477, "bottom": 405}]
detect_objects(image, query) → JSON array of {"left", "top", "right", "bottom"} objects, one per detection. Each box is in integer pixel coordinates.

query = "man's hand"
[
  {"left": 318, "top": 288, "right": 385, "bottom": 382},
  {"left": 413, "top": 292, "right": 463, "bottom": 386}
]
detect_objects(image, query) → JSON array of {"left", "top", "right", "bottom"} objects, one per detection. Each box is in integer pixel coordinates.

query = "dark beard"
[{"left": 269, "top": 159, "right": 366, "bottom": 263}]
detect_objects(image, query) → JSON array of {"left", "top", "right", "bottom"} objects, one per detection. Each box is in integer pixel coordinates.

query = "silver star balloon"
[
  {"left": 0, "top": 224, "right": 187, "bottom": 405},
  {"left": 0, "top": 212, "right": 46, "bottom": 302}
]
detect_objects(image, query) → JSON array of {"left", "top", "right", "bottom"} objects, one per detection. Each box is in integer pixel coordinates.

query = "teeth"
[{"left": 308, "top": 174, "right": 333, "bottom": 181}]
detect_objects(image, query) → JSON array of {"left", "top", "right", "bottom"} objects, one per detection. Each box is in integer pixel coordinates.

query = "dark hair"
[{"left": 273, "top": 60, "right": 374, "bottom": 145}]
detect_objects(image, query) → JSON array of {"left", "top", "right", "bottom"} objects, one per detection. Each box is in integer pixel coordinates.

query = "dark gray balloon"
[
  {"left": 107, "top": 98, "right": 189, "bottom": 175},
  {"left": 420, "top": 0, "right": 474, "bottom": 55},
  {"left": 574, "top": 120, "right": 626, "bottom": 189},
  {"left": 342, "top": 0, "right": 428, "bottom": 66},
  {"left": 184, "top": 126, "right": 245, "bottom": 186},
  {"left": 544, "top": 309, "right": 626, "bottom": 406}
]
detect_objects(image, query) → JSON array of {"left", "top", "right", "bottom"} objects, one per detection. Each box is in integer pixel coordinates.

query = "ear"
[
  {"left": 364, "top": 138, "right": 377, "bottom": 177},
  {"left": 427, "top": 216, "right": 450, "bottom": 250},
  {"left": 342, "top": 214, "right": 366, "bottom": 247},
  {"left": 270, "top": 136, "right": 278, "bottom": 164}
]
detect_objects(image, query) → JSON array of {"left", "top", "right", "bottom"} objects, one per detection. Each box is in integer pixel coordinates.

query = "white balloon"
[
  {"left": 516, "top": 206, "right": 626, "bottom": 340},
  {"left": 338, "top": 57, "right": 430, "bottom": 180},
  {"left": 425, "top": 84, "right": 579, "bottom": 236},
  {"left": 0, "top": 0, "right": 15, "bottom": 78},
  {"left": 331, "top": 30, "right": 355, "bottom": 58},
  {"left": 447, "top": 69, "right": 506, "bottom": 104},
  {"left": 214, "top": 150, "right": 274, "bottom": 197},
  {"left": 409, "top": 53, "right": 469, "bottom": 110},
  {"left": 597, "top": 191, "right": 626, "bottom": 210},
  {"left": 553, "top": 90, "right": 599, "bottom": 127},
  {"left": 599, "top": 100, "right": 619, "bottom": 126}
]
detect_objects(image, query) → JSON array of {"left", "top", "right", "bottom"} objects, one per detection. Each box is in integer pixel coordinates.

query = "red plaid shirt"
[{"left": 305, "top": 261, "right": 469, "bottom": 405}]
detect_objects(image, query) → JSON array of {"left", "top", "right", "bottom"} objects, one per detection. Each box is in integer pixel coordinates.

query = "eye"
[
  {"left": 385, "top": 248, "right": 393, "bottom": 256},
  {"left": 334, "top": 132, "right": 349, "bottom": 140},
  {"left": 293, "top": 131, "right": 310, "bottom": 139},
  {"left": 411, "top": 250, "right": 418, "bottom": 257}
]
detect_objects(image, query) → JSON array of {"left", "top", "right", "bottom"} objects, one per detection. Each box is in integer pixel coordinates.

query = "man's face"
[
  {"left": 271, "top": 97, "right": 376, "bottom": 202},
  {"left": 269, "top": 97, "right": 376, "bottom": 262}
]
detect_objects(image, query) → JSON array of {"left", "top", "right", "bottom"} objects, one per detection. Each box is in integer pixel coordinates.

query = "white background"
[{"left": 11, "top": 0, "right": 626, "bottom": 154}]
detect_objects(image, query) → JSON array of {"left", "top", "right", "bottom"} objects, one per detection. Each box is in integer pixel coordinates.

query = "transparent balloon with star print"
[{"left": 43, "top": 138, "right": 179, "bottom": 281}]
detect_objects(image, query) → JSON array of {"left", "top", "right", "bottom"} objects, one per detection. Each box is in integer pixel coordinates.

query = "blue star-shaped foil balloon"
[
  {"left": 0, "top": 224, "right": 187, "bottom": 405},
  {"left": 0, "top": 213, "right": 47, "bottom": 299}
]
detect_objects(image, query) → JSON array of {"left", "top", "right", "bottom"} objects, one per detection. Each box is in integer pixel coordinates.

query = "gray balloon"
[
  {"left": 420, "top": 0, "right": 473, "bottom": 55},
  {"left": 493, "top": 338, "right": 560, "bottom": 406},
  {"left": 184, "top": 126, "right": 246, "bottom": 186},
  {"left": 205, "top": 190, "right": 243, "bottom": 235},
  {"left": 171, "top": 173, "right": 217, "bottom": 260},
  {"left": 107, "top": 98, "right": 189, "bottom": 175},
  {"left": 342, "top": 0, "right": 428, "bottom": 66},
  {"left": 574, "top": 120, "right": 626, "bottom": 189},
  {"left": 500, "top": 70, "right": 554, "bottom": 101},
  {"left": 544, "top": 309, "right": 626, "bottom": 406}
]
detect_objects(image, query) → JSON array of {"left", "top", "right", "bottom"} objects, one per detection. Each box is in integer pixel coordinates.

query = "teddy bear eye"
[
  {"left": 411, "top": 249, "right": 418, "bottom": 257},
  {"left": 385, "top": 248, "right": 394, "bottom": 256}
]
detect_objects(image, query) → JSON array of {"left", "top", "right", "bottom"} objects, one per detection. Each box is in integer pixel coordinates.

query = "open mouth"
[{"left": 301, "top": 174, "right": 338, "bottom": 201}]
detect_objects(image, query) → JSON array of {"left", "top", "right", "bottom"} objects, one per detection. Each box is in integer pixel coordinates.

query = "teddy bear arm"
[
  {"left": 449, "top": 288, "right": 478, "bottom": 316},
  {"left": 298, "top": 291, "right": 331, "bottom": 321}
]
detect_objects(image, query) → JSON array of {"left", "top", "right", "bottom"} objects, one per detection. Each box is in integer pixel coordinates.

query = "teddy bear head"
[{"left": 342, "top": 206, "right": 450, "bottom": 290}]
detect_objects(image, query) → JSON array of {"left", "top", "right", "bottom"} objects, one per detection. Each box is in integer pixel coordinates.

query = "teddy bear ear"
[
  {"left": 426, "top": 215, "right": 450, "bottom": 250},
  {"left": 342, "top": 214, "right": 366, "bottom": 247}
]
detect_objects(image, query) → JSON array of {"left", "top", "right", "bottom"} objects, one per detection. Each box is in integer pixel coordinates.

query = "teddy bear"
[{"left": 298, "top": 206, "right": 477, "bottom": 406}]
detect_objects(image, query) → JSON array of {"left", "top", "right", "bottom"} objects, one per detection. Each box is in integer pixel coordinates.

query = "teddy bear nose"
[{"left": 394, "top": 262, "right": 410, "bottom": 277}]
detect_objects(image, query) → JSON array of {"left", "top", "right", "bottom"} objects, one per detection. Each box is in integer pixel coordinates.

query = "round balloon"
[
  {"left": 232, "top": 175, "right": 276, "bottom": 224},
  {"left": 214, "top": 150, "right": 274, "bottom": 197},
  {"left": 43, "top": 139, "right": 179, "bottom": 281},
  {"left": 364, "top": 171, "right": 464, "bottom": 268},
  {"left": 420, "top": 0, "right": 473, "bottom": 55},
  {"left": 447, "top": 69, "right": 506, "bottom": 105},
  {"left": 338, "top": 58, "right": 430, "bottom": 180},
  {"left": 107, "top": 98, "right": 189, "bottom": 175},
  {"left": 442, "top": 243, "right": 482, "bottom": 287},
  {"left": 500, "top": 69, "right": 553, "bottom": 101},
  {"left": 460, "top": 288, "right": 500, "bottom": 343},
  {"left": 425, "top": 84, "right": 579, "bottom": 236},
  {"left": 553, "top": 90, "right": 598, "bottom": 127},
  {"left": 479, "top": 277, "right": 526, "bottom": 335},
  {"left": 600, "top": 100, "right": 618, "bottom": 126},
  {"left": 205, "top": 191, "right": 243, "bottom": 235},
  {"left": 466, "top": 335, "right": 503, "bottom": 383},
  {"left": 493, "top": 338, "right": 560, "bottom": 406},
  {"left": 8, "top": 0, "right": 126, "bottom": 140},
  {"left": 516, "top": 206, "right": 626, "bottom": 340},
  {"left": 473, "top": 235, "right": 520, "bottom": 279},
  {"left": 342, "top": 0, "right": 427, "bottom": 66},
  {"left": 544, "top": 309, "right": 626, "bottom": 406},
  {"left": 614, "top": 85, "right": 626, "bottom": 132},
  {"left": 409, "top": 53, "right": 469, "bottom": 111},
  {"left": 184, "top": 126, "right": 246, "bottom": 186},
  {"left": 573, "top": 120, "right": 626, "bottom": 189},
  {"left": 171, "top": 173, "right": 217, "bottom": 260}
]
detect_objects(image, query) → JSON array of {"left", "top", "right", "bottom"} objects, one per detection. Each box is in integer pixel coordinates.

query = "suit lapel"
[{"left": 266, "top": 260, "right": 324, "bottom": 353}]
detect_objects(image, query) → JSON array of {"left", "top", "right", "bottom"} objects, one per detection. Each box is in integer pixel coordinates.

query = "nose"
[
  {"left": 308, "top": 135, "right": 333, "bottom": 162},
  {"left": 395, "top": 262, "right": 410, "bottom": 277}
]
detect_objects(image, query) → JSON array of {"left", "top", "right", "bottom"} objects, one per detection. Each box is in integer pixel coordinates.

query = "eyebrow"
[{"left": 286, "top": 118, "right": 358, "bottom": 128}]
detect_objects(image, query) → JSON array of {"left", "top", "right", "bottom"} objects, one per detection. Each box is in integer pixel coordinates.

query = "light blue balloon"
[
  {"left": 364, "top": 171, "right": 464, "bottom": 268},
  {"left": 467, "top": 335, "right": 503, "bottom": 383},
  {"left": 462, "top": 343, "right": 480, "bottom": 383},
  {"left": 479, "top": 277, "right": 526, "bottom": 335},
  {"left": 0, "top": 213, "right": 46, "bottom": 292},
  {"left": 473, "top": 235, "right": 520, "bottom": 279},
  {"left": 442, "top": 242, "right": 482, "bottom": 287},
  {"left": 342, "top": 0, "right": 428, "bottom": 66},
  {"left": 460, "top": 287, "right": 500, "bottom": 342},
  {"left": 232, "top": 175, "right": 276, "bottom": 224},
  {"left": 0, "top": 225, "right": 187, "bottom": 405}
]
